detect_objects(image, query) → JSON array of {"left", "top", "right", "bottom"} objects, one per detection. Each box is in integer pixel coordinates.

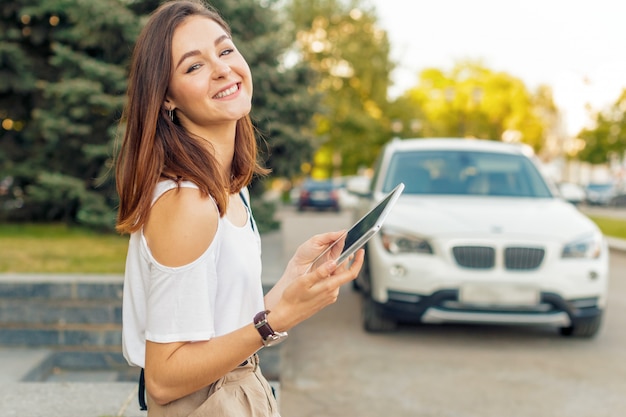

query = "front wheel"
[
  {"left": 362, "top": 295, "right": 397, "bottom": 333},
  {"left": 560, "top": 311, "right": 603, "bottom": 338}
]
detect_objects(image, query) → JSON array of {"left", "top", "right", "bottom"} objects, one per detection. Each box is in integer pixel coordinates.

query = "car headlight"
[
  {"left": 380, "top": 228, "right": 433, "bottom": 254},
  {"left": 561, "top": 233, "right": 603, "bottom": 259}
]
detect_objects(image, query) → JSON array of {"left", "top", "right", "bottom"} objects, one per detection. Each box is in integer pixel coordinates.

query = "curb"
[{"left": 606, "top": 236, "right": 626, "bottom": 252}]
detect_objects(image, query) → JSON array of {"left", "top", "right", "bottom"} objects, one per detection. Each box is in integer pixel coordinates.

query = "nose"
[{"left": 213, "top": 61, "right": 231, "bottom": 79}]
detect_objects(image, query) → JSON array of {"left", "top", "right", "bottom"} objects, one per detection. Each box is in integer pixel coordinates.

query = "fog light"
[{"left": 389, "top": 265, "right": 406, "bottom": 277}]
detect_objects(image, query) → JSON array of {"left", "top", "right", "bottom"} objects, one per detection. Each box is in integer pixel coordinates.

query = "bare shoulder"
[{"left": 144, "top": 186, "right": 219, "bottom": 267}]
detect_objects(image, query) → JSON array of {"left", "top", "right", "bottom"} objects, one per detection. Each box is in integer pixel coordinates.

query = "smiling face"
[{"left": 166, "top": 16, "right": 253, "bottom": 135}]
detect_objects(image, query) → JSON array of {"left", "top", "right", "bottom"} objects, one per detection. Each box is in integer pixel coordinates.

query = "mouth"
[{"left": 213, "top": 83, "right": 240, "bottom": 99}]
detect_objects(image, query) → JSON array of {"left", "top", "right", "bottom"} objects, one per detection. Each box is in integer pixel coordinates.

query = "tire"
[
  {"left": 362, "top": 295, "right": 397, "bottom": 333},
  {"left": 560, "top": 312, "right": 603, "bottom": 338}
]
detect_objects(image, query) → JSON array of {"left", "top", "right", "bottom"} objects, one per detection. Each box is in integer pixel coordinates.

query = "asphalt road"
[{"left": 276, "top": 206, "right": 626, "bottom": 417}]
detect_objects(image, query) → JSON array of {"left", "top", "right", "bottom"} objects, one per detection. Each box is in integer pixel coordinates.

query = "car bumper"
[
  {"left": 367, "top": 235, "right": 610, "bottom": 306},
  {"left": 378, "top": 289, "right": 603, "bottom": 327}
]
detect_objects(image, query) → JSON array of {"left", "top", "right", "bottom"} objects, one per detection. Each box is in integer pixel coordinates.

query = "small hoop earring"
[{"left": 168, "top": 109, "right": 174, "bottom": 122}]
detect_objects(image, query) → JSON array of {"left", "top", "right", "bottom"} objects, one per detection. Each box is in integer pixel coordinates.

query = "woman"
[{"left": 114, "top": 1, "right": 364, "bottom": 416}]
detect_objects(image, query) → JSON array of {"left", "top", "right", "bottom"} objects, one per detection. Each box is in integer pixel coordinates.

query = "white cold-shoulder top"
[{"left": 122, "top": 180, "right": 264, "bottom": 368}]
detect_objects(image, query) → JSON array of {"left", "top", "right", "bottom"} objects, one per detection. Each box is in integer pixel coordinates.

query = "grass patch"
[
  {"left": 587, "top": 216, "right": 626, "bottom": 240},
  {"left": 0, "top": 223, "right": 128, "bottom": 273},
  {"left": 1, "top": 214, "right": 622, "bottom": 274}
]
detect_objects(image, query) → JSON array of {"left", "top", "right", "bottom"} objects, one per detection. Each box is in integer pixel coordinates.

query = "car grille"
[
  {"left": 452, "top": 246, "right": 495, "bottom": 269},
  {"left": 504, "top": 247, "right": 545, "bottom": 270},
  {"left": 452, "top": 246, "right": 545, "bottom": 270}
]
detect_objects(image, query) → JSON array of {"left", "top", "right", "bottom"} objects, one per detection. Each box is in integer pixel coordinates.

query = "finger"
[
  {"left": 338, "top": 248, "right": 363, "bottom": 270},
  {"left": 308, "top": 248, "right": 362, "bottom": 288},
  {"left": 312, "top": 230, "right": 347, "bottom": 247},
  {"left": 351, "top": 249, "right": 365, "bottom": 271},
  {"left": 337, "top": 249, "right": 364, "bottom": 283},
  {"left": 329, "top": 235, "right": 347, "bottom": 258},
  {"left": 320, "top": 259, "right": 338, "bottom": 277},
  {"left": 305, "top": 259, "right": 337, "bottom": 286}
]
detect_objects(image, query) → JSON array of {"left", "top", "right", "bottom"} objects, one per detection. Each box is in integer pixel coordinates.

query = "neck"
[{"left": 188, "top": 122, "right": 237, "bottom": 176}]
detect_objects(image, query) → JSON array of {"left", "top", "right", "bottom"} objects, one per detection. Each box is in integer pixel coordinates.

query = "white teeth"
[{"left": 214, "top": 85, "right": 238, "bottom": 99}]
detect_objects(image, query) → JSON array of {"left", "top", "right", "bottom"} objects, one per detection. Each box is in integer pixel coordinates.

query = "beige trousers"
[{"left": 146, "top": 354, "right": 280, "bottom": 417}]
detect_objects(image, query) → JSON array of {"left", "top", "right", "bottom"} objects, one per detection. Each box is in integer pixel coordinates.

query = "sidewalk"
[
  {"left": 0, "top": 231, "right": 289, "bottom": 417},
  {"left": 606, "top": 236, "right": 626, "bottom": 252}
]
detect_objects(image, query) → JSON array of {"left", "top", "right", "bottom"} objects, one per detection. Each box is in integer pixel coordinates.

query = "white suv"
[{"left": 351, "top": 138, "right": 609, "bottom": 337}]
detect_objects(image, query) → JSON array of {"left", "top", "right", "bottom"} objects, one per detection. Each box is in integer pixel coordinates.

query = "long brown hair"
[{"left": 115, "top": 0, "right": 269, "bottom": 234}]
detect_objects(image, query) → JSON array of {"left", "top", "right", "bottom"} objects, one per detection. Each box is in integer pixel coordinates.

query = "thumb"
[{"left": 315, "top": 259, "right": 337, "bottom": 280}]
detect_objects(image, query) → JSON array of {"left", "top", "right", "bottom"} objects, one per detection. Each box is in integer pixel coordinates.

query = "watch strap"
[
  {"left": 254, "top": 310, "right": 288, "bottom": 347},
  {"left": 254, "top": 310, "right": 274, "bottom": 340}
]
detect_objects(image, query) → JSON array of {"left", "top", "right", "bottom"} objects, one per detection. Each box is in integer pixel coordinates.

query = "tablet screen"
[{"left": 306, "top": 182, "right": 404, "bottom": 272}]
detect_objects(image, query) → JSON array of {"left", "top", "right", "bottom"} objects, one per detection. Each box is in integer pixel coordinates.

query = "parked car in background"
[
  {"left": 557, "top": 182, "right": 586, "bottom": 206},
  {"left": 585, "top": 182, "right": 617, "bottom": 206},
  {"left": 297, "top": 179, "right": 340, "bottom": 212},
  {"left": 350, "top": 138, "right": 609, "bottom": 338}
]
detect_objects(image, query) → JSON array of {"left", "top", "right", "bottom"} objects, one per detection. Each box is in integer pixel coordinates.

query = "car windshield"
[
  {"left": 303, "top": 180, "right": 334, "bottom": 190},
  {"left": 383, "top": 150, "right": 553, "bottom": 198}
]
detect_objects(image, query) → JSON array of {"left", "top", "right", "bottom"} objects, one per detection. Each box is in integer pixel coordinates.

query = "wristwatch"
[{"left": 254, "top": 310, "right": 288, "bottom": 347}]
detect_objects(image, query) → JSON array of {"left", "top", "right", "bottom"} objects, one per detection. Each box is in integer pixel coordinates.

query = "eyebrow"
[{"left": 175, "top": 34, "right": 232, "bottom": 70}]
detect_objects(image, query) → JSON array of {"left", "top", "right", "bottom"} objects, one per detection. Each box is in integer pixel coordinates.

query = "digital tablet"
[{"left": 306, "top": 182, "right": 405, "bottom": 273}]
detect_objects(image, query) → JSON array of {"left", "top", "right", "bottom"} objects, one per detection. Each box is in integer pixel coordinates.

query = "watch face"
[
  {"left": 264, "top": 331, "right": 288, "bottom": 347},
  {"left": 254, "top": 310, "right": 288, "bottom": 347}
]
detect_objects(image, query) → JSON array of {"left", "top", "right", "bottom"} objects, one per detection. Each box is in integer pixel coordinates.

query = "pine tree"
[
  {"left": 0, "top": 0, "right": 320, "bottom": 229},
  {"left": 0, "top": 0, "right": 140, "bottom": 228}
]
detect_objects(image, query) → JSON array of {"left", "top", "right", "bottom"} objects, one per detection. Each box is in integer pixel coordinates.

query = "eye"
[
  {"left": 220, "top": 48, "right": 234, "bottom": 57},
  {"left": 185, "top": 63, "right": 202, "bottom": 74}
]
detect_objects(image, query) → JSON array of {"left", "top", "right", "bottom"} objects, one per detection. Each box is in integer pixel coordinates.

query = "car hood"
[{"left": 382, "top": 196, "right": 599, "bottom": 242}]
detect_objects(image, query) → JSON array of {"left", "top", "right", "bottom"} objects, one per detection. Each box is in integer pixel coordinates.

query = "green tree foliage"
[
  {"left": 1, "top": 0, "right": 320, "bottom": 229},
  {"left": 211, "top": 0, "right": 320, "bottom": 183},
  {"left": 577, "top": 89, "right": 626, "bottom": 164},
  {"left": 389, "top": 61, "right": 559, "bottom": 153},
  {"left": 287, "top": 0, "right": 393, "bottom": 177},
  {"left": 0, "top": 0, "right": 139, "bottom": 229}
]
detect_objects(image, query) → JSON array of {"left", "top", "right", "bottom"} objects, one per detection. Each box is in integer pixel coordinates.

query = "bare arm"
[{"left": 144, "top": 324, "right": 263, "bottom": 405}]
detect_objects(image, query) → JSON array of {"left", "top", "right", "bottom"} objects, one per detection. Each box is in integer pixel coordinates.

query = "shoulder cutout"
[{"left": 143, "top": 187, "right": 219, "bottom": 267}]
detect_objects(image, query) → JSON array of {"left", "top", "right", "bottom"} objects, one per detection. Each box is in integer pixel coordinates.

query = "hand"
[
  {"left": 286, "top": 230, "right": 347, "bottom": 277},
  {"left": 269, "top": 248, "right": 364, "bottom": 332},
  {"left": 263, "top": 230, "right": 357, "bottom": 314}
]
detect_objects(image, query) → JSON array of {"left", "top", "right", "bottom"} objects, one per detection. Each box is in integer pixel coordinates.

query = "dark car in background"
[{"left": 297, "top": 179, "right": 340, "bottom": 212}]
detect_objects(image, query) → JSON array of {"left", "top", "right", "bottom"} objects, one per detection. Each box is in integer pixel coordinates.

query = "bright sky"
[{"left": 370, "top": 0, "right": 626, "bottom": 136}]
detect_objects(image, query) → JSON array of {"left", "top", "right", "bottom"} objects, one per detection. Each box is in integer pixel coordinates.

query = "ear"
[{"left": 163, "top": 97, "right": 175, "bottom": 112}]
